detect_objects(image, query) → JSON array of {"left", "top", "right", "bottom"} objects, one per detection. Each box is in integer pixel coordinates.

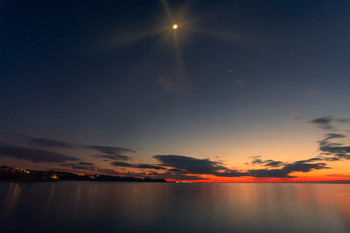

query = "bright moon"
[{"left": 173, "top": 24, "right": 178, "bottom": 29}]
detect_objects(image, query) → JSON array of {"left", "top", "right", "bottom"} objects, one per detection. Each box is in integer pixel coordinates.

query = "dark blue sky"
[{"left": 1, "top": 0, "right": 350, "bottom": 181}]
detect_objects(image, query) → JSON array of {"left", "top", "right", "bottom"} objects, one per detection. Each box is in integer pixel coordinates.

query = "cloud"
[
  {"left": 10, "top": 134, "right": 136, "bottom": 163},
  {"left": 11, "top": 134, "right": 136, "bottom": 162},
  {"left": 86, "top": 145, "right": 135, "bottom": 156},
  {"left": 0, "top": 143, "right": 79, "bottom": 163},
  {"left": 7, "top": 127, "right": 349, "bottom": 180},
  {"left": 93, "top": 154, "right": 130, "bottom": 161},
  {"left": 264, "top": 160, "right": 285, "bottom": 167},
  {"left": 304, "top": 157, "right": 323, "bottom": 162},
  {"left": 153, "top": 155, "right": 247, "bottom": 177},
  {"left": 283, "top": 160, "right": 329, "bottom": 173},
  {"left": 168, "top": 168, "right": 187, "bottom": 174},
  {"left": 153, "top": 155, "right": 226, "bottom": 174},
  {"left": 88, "top": 145, "right": 136, "bottom": 162},
  {"left": 249, "top": 169, "right": 292, "bottom": 178},
  {"left": 135, "top": 164, "right": 165, "bottom": 170},
  {"left": 310, "top": 116, "right": 350, "bottom": 161},
  {"left": 212, "top": 170, "right": 249, "bottom": 177},
  {"left": 111, "top": 161, "right": 134, "bottom": 168},
  {"left": 111, "top": 161, "right": 166, "bottom": 170},
  {"left": 317, "top": 132, "right": 350, "bottom": 161},
  {"left": 24, "top": 136, "right": 75, "bottom": 148},
  {"left": 249, "top": 160, "right": 329, "bottom": 178},
  {"left": 78, "top": 162, "right": 94, "bottom": 166},
  {"left": 320, "top": 133, "right": 346, "bottom": 144},
  {"left": 310, "top": 116, "right": 334, "bottom": 130},
  {"left": 251, "top": 158, "right": 264, "bottom": 164},
  {"left": 320, "top": 146, "right": 350, "bottom": 154},
  {"left": 309, "top": 116, "right": 350, "bottom": 131},
  {"left": 320, "top": 146, "right": 350, "bottom": 160},
  {"left": 60, "top": 161, "right": 96, "bottom": 170},
  {"left": 18, "top": 134, "right": 135, "bottom": 158},
  {"left": 251, "top": 157, "right": 285, "bottom": 167}
]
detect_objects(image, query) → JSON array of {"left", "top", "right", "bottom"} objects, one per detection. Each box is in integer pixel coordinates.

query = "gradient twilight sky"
[{"left": 1, "top": 0, "right": 350, "bottom": 182}]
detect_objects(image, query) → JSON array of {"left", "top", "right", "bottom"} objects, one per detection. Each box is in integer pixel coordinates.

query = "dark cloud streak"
[
  {"left": 111, "top": 161, "right": 166, "bottom": 170},
  {"left": 0, "top": 144, "right": 79, "bottom": 163},
  {"left": 316, "top": 132, "right": 350, "bottom": 161},
  {"left": 310, "top": 116, "right": 334, "bottom": 130},
  {"left": 86, "top": 145, "right": 135, "bottom": 155},
  {"left": 250, "top": 157, "right": 285, "bottom": 167},
  {"left": 25, "top": 136, "right": 75, "bottom": 148},
  {"left": 249, "top": 160, "right": 329, "bottom": 178},
  {"left": 93, "top": 154, "right": 130, "bottom": 161}
]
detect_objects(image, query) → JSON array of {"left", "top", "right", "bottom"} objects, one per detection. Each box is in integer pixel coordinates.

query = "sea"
[{"left": 0, "top": 182, "right": 349, "bottom": 233}]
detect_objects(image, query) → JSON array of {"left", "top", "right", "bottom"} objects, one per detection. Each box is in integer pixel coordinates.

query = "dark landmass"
[{"left": 0, "top": 165, "right": 167, "bottom": 183}]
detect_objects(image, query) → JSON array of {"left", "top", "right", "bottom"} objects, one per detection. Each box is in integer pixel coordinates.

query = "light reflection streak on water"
[{"left": 4, "top": 183, "right": 21, "bottom": 214}]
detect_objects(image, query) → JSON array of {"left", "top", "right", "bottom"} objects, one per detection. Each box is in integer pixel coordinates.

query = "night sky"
[{"left": 1, "top": 0, "right": 350, "bottom": 182}]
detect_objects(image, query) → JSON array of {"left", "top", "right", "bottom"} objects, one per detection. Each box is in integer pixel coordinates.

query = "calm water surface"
[{"left": 0, "top": 182, "right": 349, "bottom": 233}]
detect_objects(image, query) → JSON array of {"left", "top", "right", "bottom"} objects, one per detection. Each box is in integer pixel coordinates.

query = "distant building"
[{"left": 0, "top": 165, "right": 16, "bottom": 173}]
